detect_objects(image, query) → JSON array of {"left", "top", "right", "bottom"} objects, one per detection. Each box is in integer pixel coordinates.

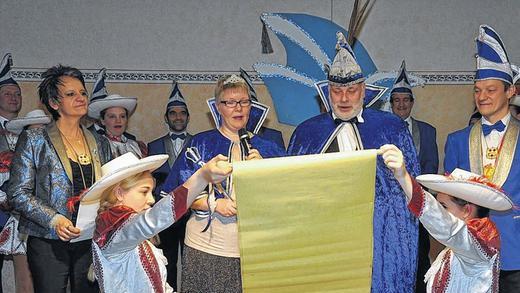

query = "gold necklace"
[
  {"left": 59, "top": 129, "right": 92, "bottom": 165},
  {"left": 58, "top": 128, "right": 93, "bottom": 191}
]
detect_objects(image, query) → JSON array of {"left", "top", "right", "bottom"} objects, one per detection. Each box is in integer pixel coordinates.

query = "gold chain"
[{"left": 58, "top": 128, "right": 93, "bottom": 190}]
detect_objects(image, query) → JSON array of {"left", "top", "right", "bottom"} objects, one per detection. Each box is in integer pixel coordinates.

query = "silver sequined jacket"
[{"left": 7, "top": 123, "right": 104, "bottom": 239}]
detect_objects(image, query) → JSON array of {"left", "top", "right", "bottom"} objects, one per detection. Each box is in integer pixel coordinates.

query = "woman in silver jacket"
[{"left": 8, "top": 65, "right": 108, "bottom": 293}]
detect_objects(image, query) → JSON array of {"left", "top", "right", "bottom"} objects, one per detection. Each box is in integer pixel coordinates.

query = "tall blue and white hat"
[
  {"left": 239, "top": 68, "right": 258, "bottom": 102},
  {"left": 90, "top": 68, "right": 108, "bottom": 102},
  {"left": 390, "top": 60, "right": 413, "bottom": 97},
  {"left": 166, "top": 81, "right": 187, "bottom": 111},
  {"left": 326, "top": 32, "right": 365, "bottom": 87},
  {"left": 0, "top": 53, "right": 19, "bottom": 88},
  {"left": 475, "top": 25, "right": 519, "bottom": 85}
]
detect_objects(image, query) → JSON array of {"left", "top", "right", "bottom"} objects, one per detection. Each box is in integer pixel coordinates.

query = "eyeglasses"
[{"left": 219, "top": 99, "right": 252, "bottom": 108}]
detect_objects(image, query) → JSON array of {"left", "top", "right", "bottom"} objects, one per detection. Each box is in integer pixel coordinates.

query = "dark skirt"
[{"left": 181, "top": 245, "right": 242, "bottom": 293}]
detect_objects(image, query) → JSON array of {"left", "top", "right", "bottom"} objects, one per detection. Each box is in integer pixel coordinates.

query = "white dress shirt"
[{"left": 332, "top": 109, "right": 364, "bottom": 152}]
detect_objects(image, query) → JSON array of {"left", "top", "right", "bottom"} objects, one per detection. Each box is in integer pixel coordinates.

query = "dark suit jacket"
[
  {"left": 147, "top": 133, "right": 192, "bottom": 188},
  {"left": 411, "top": 118, "right": 439, "bottom": 174}
]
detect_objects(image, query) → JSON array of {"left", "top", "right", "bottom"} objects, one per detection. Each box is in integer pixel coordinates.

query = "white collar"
[
  {"left": 0, "top": 115, "right": 10, "bottom": 127},
  {"left": 331, "top": 108, "right": 365, "bottom": 123},
  {"left": 169, "top": 130, "right": 187, "bottom": 136},
  {"left": 481, "top": 113, "right": 511, "bottom": 126}
]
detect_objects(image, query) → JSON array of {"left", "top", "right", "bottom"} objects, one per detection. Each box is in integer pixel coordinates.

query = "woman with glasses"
[
  {"left": 165, "top": 74, "right": 285, "bottom": 292},
  {"left": 8, "top": 65, "right": 107, "bottom": 292}
]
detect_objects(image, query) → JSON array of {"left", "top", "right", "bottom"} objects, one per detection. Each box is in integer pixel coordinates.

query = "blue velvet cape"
[
  {"left": 162, "top": 129, "right": 286, "bottom": 194},
  {"left": 288, "top": 108, "right": 420, "bottom": 293}
]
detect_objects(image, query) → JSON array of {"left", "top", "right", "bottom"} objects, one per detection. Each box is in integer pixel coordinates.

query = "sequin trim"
[
  {"left": 432, "top": 250, "right": 452, "bottom": 293},
  {"left": 92, "top": 246, "right": 105, "bottom": 290},
  {"left": 408, "top": 178, "right": 426, "bottom": 218},
  {"left": 138, "top": 241, "right": 163, "bottom": 293}
]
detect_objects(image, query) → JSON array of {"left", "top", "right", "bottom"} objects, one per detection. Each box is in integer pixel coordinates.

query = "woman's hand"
[
  {"left": 215, "top": 198, "right": 237, "bottom": 217},
  {"left": 202, "top": 155, "right": 233, "bottom": 184},
  {"left": 378, "top": 144, "right": 413, "bottom": 201},
  {"left": 378, "top": 144, "right": 407, "bottom": 180},
  {"left": 53, "top": 215, "right": 81, "bottom": 241},
  {"left": 246, "top": 149, "right": 262, "bottom": 161}
]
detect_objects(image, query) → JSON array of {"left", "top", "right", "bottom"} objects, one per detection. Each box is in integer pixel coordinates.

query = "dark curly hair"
[{"left": 38, "top": 65, "right": 85, "bottom": 120}]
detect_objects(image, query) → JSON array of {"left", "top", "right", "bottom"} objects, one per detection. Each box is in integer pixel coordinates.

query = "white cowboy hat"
[
  {"left": 81, "top": 152, "right": 168, "bottom": 204},
  {"left": 416, "top": 168, "right": 513, "bottom": 211},
  {"left": 5, "top": 109, "right": 51, "bottom": 134},
  {"left": 88, "top": 94, "right": 137, "bottom": 120}
]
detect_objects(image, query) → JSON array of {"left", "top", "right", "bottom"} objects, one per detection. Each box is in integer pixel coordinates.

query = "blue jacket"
[
  {"left": 257, "top": 126, "right": 285, "bottom": 149},
  {"left": 7, "top": 123, "right": 103, "bottom": 239},
  {"left": 444, "top": 118, "right": 520, "bottom": 270}
]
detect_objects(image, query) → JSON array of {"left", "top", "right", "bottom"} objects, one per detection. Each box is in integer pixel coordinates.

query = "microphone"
[{"left": 238, "top": 128, "right": 251, "bottom": 156}]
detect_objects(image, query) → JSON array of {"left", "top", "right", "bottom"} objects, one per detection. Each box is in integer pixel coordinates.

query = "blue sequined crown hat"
[
  {"left": 90, "top": 68, "right": 108, "bottom": 102},
  {"left": 325, "top": 32, "right": 365, "bottom": 87},
  {"left": 390, "top": 60, "right": 413, "bottom": 97},
  {"left": 0, "top": 53, "right": 19, "bottom": 88},
  {"left": 166, "top": 81, "right": 187, "bottom": 111},
  {"left": 475, "top": 25, "right": 519, "bottom": 85}
]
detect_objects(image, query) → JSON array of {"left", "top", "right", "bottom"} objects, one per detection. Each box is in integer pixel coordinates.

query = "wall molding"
[{"left": 12, "top": 69, "right": 475, "bottom": 85}]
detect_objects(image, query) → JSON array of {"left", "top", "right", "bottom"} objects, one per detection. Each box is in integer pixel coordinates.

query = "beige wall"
[{"left": 17, "top": 81, "right": 475, "bottom": 172}]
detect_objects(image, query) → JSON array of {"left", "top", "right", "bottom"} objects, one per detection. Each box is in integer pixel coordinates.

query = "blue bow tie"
[
  {"left": 482, "top": 121, "right": 506, "bottom": 136},
  {"left": 171, "top": 133, "right": 186, "bottom": 140}
]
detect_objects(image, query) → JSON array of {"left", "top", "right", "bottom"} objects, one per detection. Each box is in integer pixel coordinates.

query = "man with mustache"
[
  {"left": 288, "top": 32, "right": 420, "bottom": 293},
  {"left": 147, "top": 80, "right": 192, "bottom": 292}
]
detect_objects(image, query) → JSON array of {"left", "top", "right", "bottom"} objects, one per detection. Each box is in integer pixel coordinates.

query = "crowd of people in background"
[{"left": 0, "top": 23, "right": 518, "bottom": 293}]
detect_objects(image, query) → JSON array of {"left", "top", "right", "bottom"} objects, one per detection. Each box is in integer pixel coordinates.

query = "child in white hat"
[
  {"left": 82, "top": 152, "right": 231, "bottom": 292},
  {"left": 379, "top": 144, "right": 513, "bottom": 293}
]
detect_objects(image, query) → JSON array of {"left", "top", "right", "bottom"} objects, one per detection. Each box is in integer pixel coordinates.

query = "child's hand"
[
  {"left": 378, "top": 144, "right": 407, "bottom": 180},
  {"left": 203, "top": 155, "right": 232, "bottom": 184}
]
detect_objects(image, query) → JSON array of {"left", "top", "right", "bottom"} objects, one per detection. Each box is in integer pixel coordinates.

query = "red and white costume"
[
  {"left": 92, "top": 186, "right": 188, "bottom": 293},
  {"left": 408, "top": 179, "right": 500, "bottom": 293}
]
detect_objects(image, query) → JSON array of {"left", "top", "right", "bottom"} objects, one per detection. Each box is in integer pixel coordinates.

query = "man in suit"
[
  {"left": 390, "top": 60, "right": 438, "bottom": 293},
  {"left": 147, "top": 81, "right": 192, "bottom": 291},
  {"left": 391, "top": 61, "right": 439, "bottom": 175},
  {"left": 444, "top": 25, "right": 520, "bottom": 292},
  {"left": 0, "top": 53, "right": 22, "bottom": 293}
]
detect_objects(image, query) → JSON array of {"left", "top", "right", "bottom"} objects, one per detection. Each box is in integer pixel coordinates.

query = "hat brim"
[
  {"left": 88, "top": 97, "right": 137, "bottom": 120},
  {"left": 5, "top": 116, "right": 51, "bottom": 133},
  {"left": 416, "top": 174, "right": 513, "bottom": 211},
  {"left": 81, "top": 154, "right": 168, "bottom": 204}
]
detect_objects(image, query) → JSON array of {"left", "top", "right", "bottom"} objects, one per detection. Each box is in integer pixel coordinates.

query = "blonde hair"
[
  {"left": 97, "top": 171, "right": 154, "bottom": 214},
  {"left": 214, "top": 74, "right": 250, "bottom": 102}
]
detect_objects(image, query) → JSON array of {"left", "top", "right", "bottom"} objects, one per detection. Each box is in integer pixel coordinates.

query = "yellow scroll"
[{"left": 233, "top": 150, "right": 377, "bottom": 293}]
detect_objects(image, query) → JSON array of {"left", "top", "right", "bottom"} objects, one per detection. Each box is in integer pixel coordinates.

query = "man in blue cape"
[{"left": 288, "top": 32, "right": 420, "bottom": 292}]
